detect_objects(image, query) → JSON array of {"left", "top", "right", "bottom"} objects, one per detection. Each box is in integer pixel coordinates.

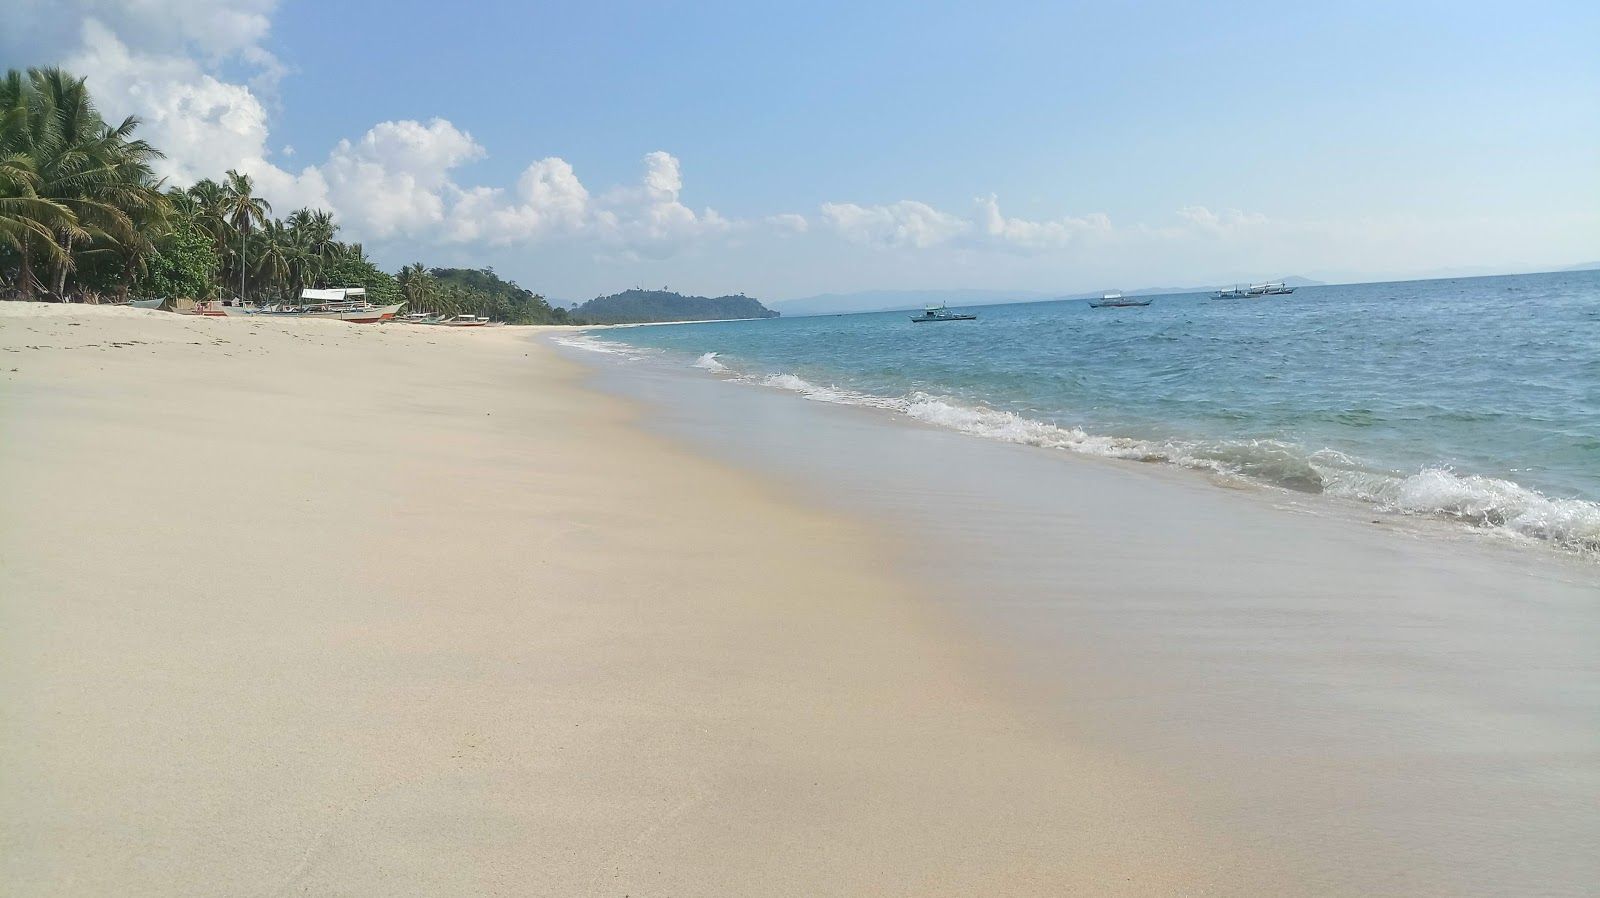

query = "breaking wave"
[
  {"left": 692, "top": 352, "right": 727, "bottom": 371},
  {"left": 551, "top": 335, "right": 637, "bottom": 355},
  {"left": 728, "top": 369, "right": 1600, "bottom": 555}
]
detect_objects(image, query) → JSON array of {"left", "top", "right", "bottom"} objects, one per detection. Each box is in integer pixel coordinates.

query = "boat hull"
[
  {"left": 910, "top": 315, "right": 978, "bottom": 322},
  {"left": 222, "top": 303, "right": 402, "bottom": 323},
  {"left": 1089, "top": 301, "right": 1152, "bottom": 308}
]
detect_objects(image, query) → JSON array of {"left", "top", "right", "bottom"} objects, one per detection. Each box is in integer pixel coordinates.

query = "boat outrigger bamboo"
[
  {"left": 222, "top": 288, "right": 402, "bottom": 323},
  {"left": 1213, "top": 282, "right": 1296, "bottom": 299},
  {"left": 910, "top": 303, "right": 977, "bottom": 322}
]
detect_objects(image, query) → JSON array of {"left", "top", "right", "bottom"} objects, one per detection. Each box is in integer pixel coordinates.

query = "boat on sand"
[{"left": 222, "top": 288, "right": 401, "bottom": 323}]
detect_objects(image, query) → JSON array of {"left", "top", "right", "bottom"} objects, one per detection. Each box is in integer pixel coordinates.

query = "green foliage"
[
  {"left": 2, "top": 66, "right": 568, "bottom": 314},
  {"left": 570, "top": 289, "right": 778, "bottom": 325},
  {"left": 425, "top": 267, "right": 571, "bottom": 324},
  {"left": 136, "top": 218, "right": 215, "bottom": 299},
  {"left": 319, "top": 251, "right": 400, "bottom": 304}
]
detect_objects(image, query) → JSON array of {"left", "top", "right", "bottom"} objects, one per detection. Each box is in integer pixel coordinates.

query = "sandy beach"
[{"left": 0, "top": 304, "right": 1293, "bottom": 896}]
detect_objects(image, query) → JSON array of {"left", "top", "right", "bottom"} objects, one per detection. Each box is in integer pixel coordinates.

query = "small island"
[{"left": 570, "top": 289, "right": 780, "bottom": 325}]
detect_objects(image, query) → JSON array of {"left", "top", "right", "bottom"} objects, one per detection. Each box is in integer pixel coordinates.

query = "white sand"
[{"left": 1, "top": 304, "right": 1290, "bottom": 895}]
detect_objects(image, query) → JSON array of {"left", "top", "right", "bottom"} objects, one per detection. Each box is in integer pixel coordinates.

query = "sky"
[{"left": 3, "top": 0, "right": 1598, "bottom": 301}]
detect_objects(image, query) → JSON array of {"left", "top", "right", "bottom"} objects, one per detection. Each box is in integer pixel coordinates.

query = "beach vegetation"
[{"left": 0, "top": 66, "right": 551, "bottom": 319}]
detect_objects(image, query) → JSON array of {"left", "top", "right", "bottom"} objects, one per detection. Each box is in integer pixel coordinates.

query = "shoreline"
[
  {"left": 1, "top": 305, "right": 1290, "bottom": 895},
  {"left": 561, "top": 324, "right": 1600, "bottom": 564},
  {"left": 560, "top": 330, "right": 1600, "bottom": 897}
]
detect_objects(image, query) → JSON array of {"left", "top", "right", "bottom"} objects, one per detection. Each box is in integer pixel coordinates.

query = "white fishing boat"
[
  {"left": 1214, "top": 282, "right": 1295, "bottom": 299},
  {"left": 1248, "top": 282, "right": 1296, "bottom": 295},
  {"left": 127, "top": 297, "right": 165, "bottom": 310},
  {"left": 910, "top": 303, "right": 977, "bottom": 322},
  {"left": 439, "top": 314, "right": 491, "bottom": 327},
  {"left": 1088, "top": 291, "right": 1152, "bottom": 308},
  {"left": 223, "top": 288, "right": 401, "bottom": 323}
]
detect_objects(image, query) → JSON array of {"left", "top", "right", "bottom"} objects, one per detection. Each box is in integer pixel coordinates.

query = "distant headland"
[{"left": 571, "top": 289, "right": 780, "bottom": 325}]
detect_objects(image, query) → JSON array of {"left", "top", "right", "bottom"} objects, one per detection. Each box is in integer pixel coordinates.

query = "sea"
[
  {"left": 553, "top": 269, "right": 1600, "bottom": 895},
  {"left": 566, "top": 269, "right": 1600, "bottom": 559}
]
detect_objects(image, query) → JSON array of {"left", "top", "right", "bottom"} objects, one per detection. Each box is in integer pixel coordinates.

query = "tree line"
[{"left": 1, "top": 66, "right": 572, "bottom": 324}]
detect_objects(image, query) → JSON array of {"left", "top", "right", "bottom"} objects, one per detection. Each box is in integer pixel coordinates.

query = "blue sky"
[{"left": 6, "top": 1, "right": 1598, "bottom": 300}]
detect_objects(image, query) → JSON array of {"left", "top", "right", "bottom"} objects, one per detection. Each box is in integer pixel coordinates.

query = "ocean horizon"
[{"left": 569, "top": 268, "right": 1600, "bottom": 560}]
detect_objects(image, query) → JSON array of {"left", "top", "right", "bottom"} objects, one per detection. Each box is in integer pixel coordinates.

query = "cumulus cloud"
[
  {"left": 320, "top": 119, "right": 485, "bottom": 238},
  {"left": 443, "top": 157, "right": 593, "bottom": 244},
  {"left": 976, "top": 195, "right": 1111, "bottom": 249},
  {"left": 820, "top": 200, "right": 970, "bottom": 249},
  {"left": 766, "top": 213, "right": 810, "bottom": 235},
  {"left": 820, "top": 195, "right": 1113, "bottom": 252}
]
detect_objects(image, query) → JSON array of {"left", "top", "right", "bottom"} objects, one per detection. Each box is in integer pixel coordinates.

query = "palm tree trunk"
[
  {"left": 118, "top": 257, "right": 138, "bottom": 300},
  {"left": 50, "top": 232, "right": 74, "bottom": 299},
  {"left": 19, "top": 238, "right": 36, "bottom": 300}
]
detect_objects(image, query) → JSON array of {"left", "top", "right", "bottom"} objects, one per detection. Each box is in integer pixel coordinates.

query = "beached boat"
[
  {"left": 1088, "top": 291, "right": 1152, "bottom": 308},
  {"left": 399, "top": 312, "right": 444, "bottom": 325},
  {"left": 910, "top": 303, "right": 977, "bottom": 322},
  {"left": 185, "top": 299, "right": 230, "bottom": 317},
  {"left": 223, "top": 288, "right": 402, "bottom": 323},
  {"left": 127, "top": 297, "right": 165, "bottom": 310},
  {"left": 439, "top": 315, "right": 491, "bottom": 327}
]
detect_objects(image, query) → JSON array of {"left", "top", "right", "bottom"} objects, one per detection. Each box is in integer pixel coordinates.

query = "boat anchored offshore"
[
  {"left": 910, "top": 303, "right": 977, "bottom": 322},
  {"left": 1088, "top": 291, "right": 1152, "bottom": 308},
  {"left": 1213, "top": 282, "right": 1296, "bottom": 299}
]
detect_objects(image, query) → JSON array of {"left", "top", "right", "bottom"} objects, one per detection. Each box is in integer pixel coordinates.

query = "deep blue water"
[{"left": 576, "top": 270, "right": 1600, "bottom": 554}]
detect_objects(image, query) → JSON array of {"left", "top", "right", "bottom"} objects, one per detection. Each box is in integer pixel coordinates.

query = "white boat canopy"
[{"left": 300, "top": 287, "right": 367, "bottom": 301}]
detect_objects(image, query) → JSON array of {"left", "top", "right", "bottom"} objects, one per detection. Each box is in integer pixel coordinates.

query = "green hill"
[
  {"left": 572, "top": 289, "right": 779, "bottom": 325},
  {"left": 429, "top": 267, "right": 571, "bottom": 325}
]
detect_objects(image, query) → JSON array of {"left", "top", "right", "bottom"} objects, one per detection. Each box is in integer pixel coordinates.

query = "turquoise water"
[{"left": 576, "top": 270, "right": 1600, "bottom": 554}]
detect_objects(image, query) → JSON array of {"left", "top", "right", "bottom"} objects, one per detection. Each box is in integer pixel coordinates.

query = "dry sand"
[{"left": 1, "top": 304, "right": 1288, "bottom": 896}]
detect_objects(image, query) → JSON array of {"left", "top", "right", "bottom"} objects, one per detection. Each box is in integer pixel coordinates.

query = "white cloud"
[
  {"left": 320, "top": 119, "right": 484, "bottom": 238},
  {"left": 766, "top": 213, "right": 810, "bottom": 235},
  {"left": 820, "top": 200, "right": 970, "bottom": 249},
  {"left": 442, "top": 157, "right": 592, "bottom": 244},
  {"left": 976, "top": 194, "right": 1111, "bottom": 249},
  {"left": 820, "top": 196, "right": 1111, "bottom": 252}
]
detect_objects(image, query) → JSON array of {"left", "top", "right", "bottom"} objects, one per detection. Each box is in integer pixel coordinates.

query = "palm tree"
[
  {"left": 398, "top": 261, "right": 437, "bottom": 312},
  {"left": 0, "top": 67, "right": 165, "bottom": 300},
  {"left": 221, "top": 168, "right": 269, "bottom": 301},
  {"left": 110, "top": 176, "right": 173, "bottom": 300},
  {"left": 250, "top": 218, "right": 291, "bottom": 301}
]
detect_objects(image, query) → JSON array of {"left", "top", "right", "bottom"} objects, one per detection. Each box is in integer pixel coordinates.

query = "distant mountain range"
[
  {"left": 571, "top": 289, "right": 780, "bottom": 324},
  {"left": 773, "top": 277, "right": 1326, "bottom": 316}
]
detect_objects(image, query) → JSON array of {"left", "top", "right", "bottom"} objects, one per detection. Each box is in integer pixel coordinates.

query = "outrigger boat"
[
  {"left": 439, "top": 314, "right": 491, "bottom": 327},
  {"left": 1088, "top": 291, "right": 1152, "bottom": 308},
  {"left": 223, "top": 287, "right": 402, "bottom": 323},
  {"left": 1213, "top": 282, "right": 1296, "bottom": 299},
  {"left": 126, "top": 297, "right": 165, "bottom": 310},
  {"left": 910, "top": 303, "right": 977, "bottom": 322}
]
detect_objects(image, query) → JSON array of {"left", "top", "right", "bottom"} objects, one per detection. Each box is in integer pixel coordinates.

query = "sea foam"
[{"left": 714, "top": 363, "right": 1600, "bottom": 555}]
